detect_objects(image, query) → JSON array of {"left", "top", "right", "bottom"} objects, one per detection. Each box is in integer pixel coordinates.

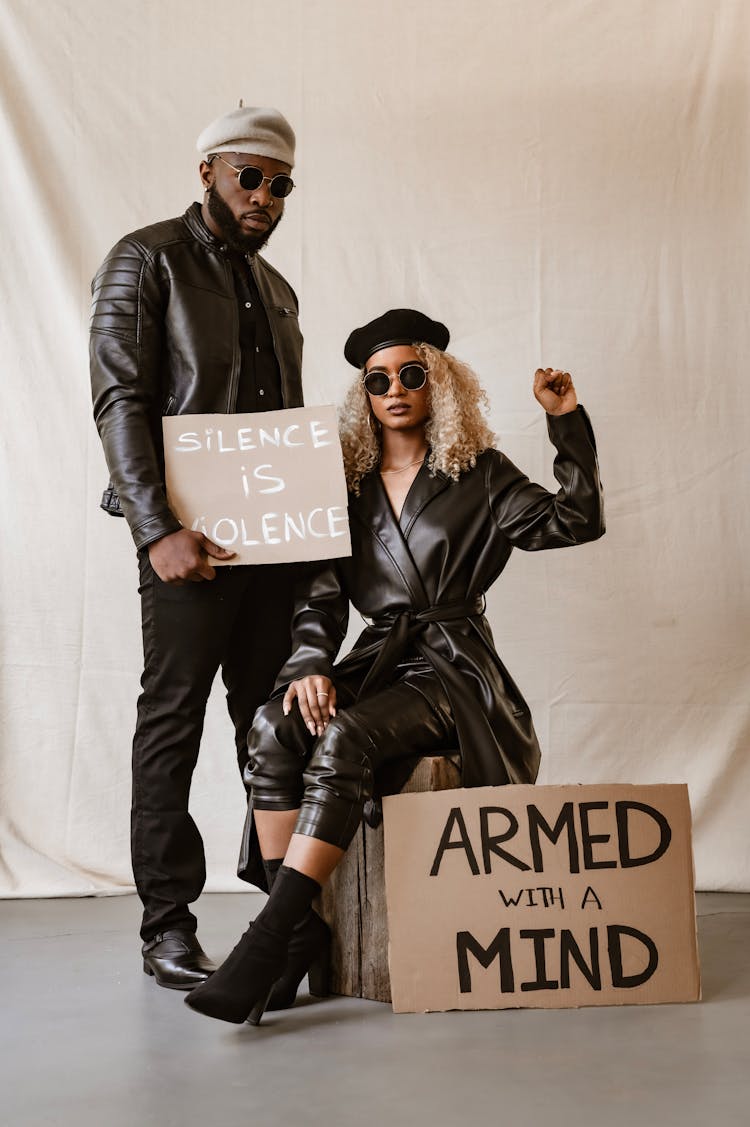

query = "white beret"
[{"left": 196, "top": 106, "right": 295, "bottom": 168}]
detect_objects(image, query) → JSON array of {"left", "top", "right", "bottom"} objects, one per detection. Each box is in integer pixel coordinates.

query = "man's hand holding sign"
[{"left": 148, "top": 529, "right": 235, "bottom": 584}]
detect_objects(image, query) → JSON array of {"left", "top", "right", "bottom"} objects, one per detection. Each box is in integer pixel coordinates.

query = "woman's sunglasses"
[
  {"left": 213, "top": 154, "right": 295, "bottom": 199},
  {"left": 363, "top": 363, "right": 429, "bottom": 397}
]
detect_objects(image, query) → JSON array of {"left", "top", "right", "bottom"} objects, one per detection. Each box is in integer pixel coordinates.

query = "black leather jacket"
[{"left": 89, "top": 202, "right": 304, "bottom": 550}]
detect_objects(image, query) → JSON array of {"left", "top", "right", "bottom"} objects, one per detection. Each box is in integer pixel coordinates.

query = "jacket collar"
[
  {"left": 183, "top": 201, "right": 222, "bottom": 248},
  {"left": 182, "top": 202, "right": 274, "bottom": 280},
  {"left": 182, "top": 201, "right": 265, "bottom": 259}
]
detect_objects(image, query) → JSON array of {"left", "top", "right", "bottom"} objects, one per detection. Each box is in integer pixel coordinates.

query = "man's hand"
[
  {"left": 282, "top": 676, "right": 337, "bottom": 737},
  {"left": 148, "top": 529, "right": 235, "bottom": 584},
  {"left": 533, "top": 368, "right": 578, "bottom": 416}
]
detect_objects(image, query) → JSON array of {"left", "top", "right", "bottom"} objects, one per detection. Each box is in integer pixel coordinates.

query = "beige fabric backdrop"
[{"left": 1, "top": 0, "right": 748, "bottom": 896}]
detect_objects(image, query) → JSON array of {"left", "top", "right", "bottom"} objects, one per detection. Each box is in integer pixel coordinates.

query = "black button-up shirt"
[{"left": 229, "top": 253, "right": 284, "bottom": 414}]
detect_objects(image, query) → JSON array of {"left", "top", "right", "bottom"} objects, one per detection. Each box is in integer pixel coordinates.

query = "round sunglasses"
[
  {"left": 363, "top": 363, "right": 429, "bottom": 397},
  {"left": 213, "top": 154, "right": 295, "bottom": 199}
]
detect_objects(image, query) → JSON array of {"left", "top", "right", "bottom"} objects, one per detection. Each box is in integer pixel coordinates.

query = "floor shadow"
[{"left": 695, "top": 912, "right": 750, "bottom": 1003}]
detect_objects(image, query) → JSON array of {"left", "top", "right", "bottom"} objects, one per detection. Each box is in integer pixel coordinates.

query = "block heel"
[{"left": 307, "top": 941, "right": 332, "bottom": 997}]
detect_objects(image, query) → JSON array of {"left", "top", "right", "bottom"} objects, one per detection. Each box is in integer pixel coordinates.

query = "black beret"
[{"left": 344, "top": 308, "right": 450, "bottom": 368}]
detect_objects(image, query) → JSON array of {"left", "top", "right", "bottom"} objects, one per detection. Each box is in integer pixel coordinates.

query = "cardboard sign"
[
  {"left": 163, "top": 406, "right": 351, "bottom": 565},
  {"left": 383, "top": 783, "right": 700, "bottom": 1012}
]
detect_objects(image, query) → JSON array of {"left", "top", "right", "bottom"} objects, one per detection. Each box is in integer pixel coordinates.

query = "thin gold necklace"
[{"left": 380, "top": 456, "right": 425, "bottom": 475}]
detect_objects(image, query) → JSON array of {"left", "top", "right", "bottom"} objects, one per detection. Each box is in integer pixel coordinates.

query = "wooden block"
[{"left": 317, "top": 754, "right": 460, "bottom": 1003}]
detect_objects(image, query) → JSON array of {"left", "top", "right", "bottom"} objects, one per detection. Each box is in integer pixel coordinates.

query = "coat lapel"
[
  {"left": 352, "top": 472, "right": 429, "bottom": 608},
  {"left": 398, "top": 462, "right": 452, "bottom": 538}
]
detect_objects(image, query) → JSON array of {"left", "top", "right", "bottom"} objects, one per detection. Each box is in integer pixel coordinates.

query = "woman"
[{"left": 185, "top": 308, "right": 605, "bottom": 1025}]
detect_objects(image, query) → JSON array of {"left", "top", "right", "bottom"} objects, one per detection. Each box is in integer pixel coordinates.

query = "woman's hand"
[
  {"left": 533, "top": 368, "right": 578, "bottom": 416},
  {"left": 282, "top": 676, "right": 337, "bottom": 737}
]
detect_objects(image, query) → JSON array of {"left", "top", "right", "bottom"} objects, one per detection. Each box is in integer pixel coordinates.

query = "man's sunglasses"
[
  {"left": 362, "top": 363, "right": 429, "bottom": 397},
  {"left": 212, "top": 154, "right": 295, "bottom": 199}
]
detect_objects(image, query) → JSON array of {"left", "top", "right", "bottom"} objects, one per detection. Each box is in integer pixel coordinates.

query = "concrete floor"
[{"left": 0, "top": 892, "right": 747, "bottom": 1127}]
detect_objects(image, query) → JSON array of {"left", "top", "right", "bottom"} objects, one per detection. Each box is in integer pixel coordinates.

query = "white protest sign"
[
  {"left": 383, "top": 783, "right": 700, "bottom": 1012},
  {"left": 163, "top": 406, "right": 351, "bottom": 565}
]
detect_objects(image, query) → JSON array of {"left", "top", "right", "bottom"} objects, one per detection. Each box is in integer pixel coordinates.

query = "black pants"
[
  {"left": 133, "top": 551, "right": 295, "bottom": 942},
  {"left": 247, "top": 664, "right": 456, "bottom": 851}
]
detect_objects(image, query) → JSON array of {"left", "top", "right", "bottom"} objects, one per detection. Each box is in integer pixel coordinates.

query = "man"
[{"left": 90, "top": 106, "right": 303, "bottom": 988}]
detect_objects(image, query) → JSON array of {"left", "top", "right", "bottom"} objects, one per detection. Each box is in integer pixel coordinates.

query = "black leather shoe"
[{"left": 142, "top": 929, "right": 216, "bottom": 990}]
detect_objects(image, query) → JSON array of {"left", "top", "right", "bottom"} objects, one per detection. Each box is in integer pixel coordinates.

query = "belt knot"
[{"left": 358, "top": 594, "right": 486, "bottom": 699}]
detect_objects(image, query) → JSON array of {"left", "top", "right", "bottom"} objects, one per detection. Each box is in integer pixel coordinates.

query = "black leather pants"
[
  {"left": 246, "top": 664, "right": 456, "bottom": 850},
  {"left": 132, "top": 551, "right": 295, "bottom": 942}
]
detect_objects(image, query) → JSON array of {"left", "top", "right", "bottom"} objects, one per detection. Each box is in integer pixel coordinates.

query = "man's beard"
[{"left": 206, "top": 184, "right": 282, "bottom": 254}]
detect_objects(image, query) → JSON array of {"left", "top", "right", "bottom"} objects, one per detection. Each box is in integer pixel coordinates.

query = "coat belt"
[{"left": 357, "top": 595, "right": 486, "bottom": 699}]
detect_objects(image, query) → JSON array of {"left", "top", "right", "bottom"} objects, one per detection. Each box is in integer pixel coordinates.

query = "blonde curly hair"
[{"left": 339, "top": 343, "right": 496, "bottom": 494}]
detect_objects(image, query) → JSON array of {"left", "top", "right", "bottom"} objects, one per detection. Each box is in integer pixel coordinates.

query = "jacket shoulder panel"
[
  {"left": 90, "top": 216, "right": 192, "bottom": 342},
  {"left": 113, "top": 214, "right": 193, "bottom": 256},
  {"left": 90, "top": 243, "right": 150, "bottom": 343}
]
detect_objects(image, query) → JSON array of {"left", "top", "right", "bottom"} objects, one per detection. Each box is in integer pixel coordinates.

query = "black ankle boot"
[
  {"left": 267, "top": 912, "right": 332, "bottom": 1010},
  {"left": 184, "top": 922, "right": 285, "bottom": 1024},
  {"left": 185, "top": 866, "right": 321, "bottom": 1026},
  {"left": 263, "top": 859, "right": 332, "bottom": 1011}
]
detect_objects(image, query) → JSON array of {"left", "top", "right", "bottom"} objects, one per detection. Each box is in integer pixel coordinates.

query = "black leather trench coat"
[
  {"left": 238, "top": 404, "right": 604, "bottom": 887},
  {"left": 275, "top": 403, "right": 604, "bottom": 786}
]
